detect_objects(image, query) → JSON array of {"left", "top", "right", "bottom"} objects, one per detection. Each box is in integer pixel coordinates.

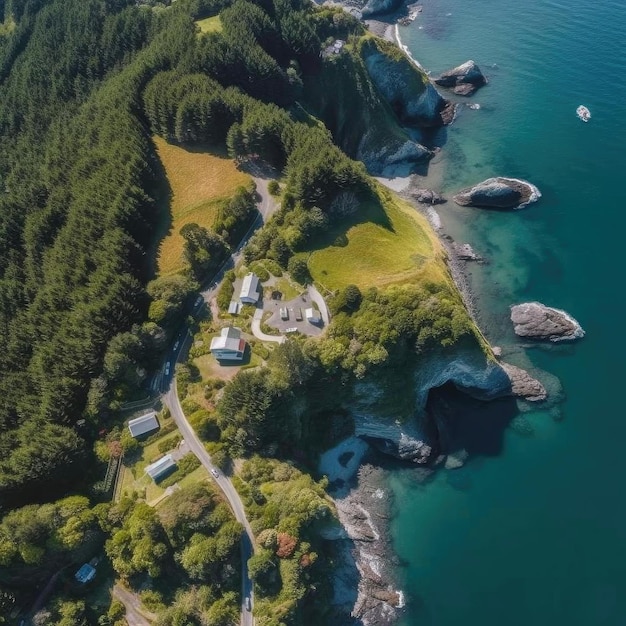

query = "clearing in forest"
[
  {"left": 195, "top": 15, "right": 222, "bottom": 34},
  {"left": 306, "top": 186, "right": 448, "bottom": 291},
  {"left": 154, "top": 136, "right": 250, "bottom": 276}
]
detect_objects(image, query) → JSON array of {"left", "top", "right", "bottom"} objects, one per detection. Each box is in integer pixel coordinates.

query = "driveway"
[{"left": 251, "top": 308, "right": 285, "bottom": 344}]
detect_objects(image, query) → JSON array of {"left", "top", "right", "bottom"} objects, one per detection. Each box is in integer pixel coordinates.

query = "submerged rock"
[
  {"left": 500, "top": 361, "right": 547, "bottom": 402},
  {"left": 510, "top": 302, "right": 585, "bottom": 342},
  {"left": 453, "top": 177, "right": 541, "bottom": 209},
  {"left": 452, "top": 242, "right": 484, "bottom": 262},
  {"left": 434, "top": 60, "right": 487, "bottom": 96}
]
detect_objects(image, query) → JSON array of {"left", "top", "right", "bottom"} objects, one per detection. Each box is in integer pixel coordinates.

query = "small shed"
[
  {"left": 145, "top": 454, "right": 176, "bottom": 481},
  {"left": 228, "top": 300, "right": 240, "bottom": 315},
  {"left": 210, "top": 326, "right": 246, "bottom": 361},
  {"left": 239, "top": 273, "right": 260, "bottom": 304},
  {"left": 128, "top": 411, "right": 159, "bottom": 438},
  {"left": 75, "top": 563, "right": 96, "bottom": 584},
  {"left": 305, "top": 307, "right": 321, "bottom": 325}
]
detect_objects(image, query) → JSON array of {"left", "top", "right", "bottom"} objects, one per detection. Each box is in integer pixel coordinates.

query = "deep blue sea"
[{"left": 390, "top": 0, "right": 626, "bottom": 624}]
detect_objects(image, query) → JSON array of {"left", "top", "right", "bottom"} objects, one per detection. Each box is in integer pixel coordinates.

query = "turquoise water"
[{"left": 391, "top": 0, "right": 626, "bottom": 624}]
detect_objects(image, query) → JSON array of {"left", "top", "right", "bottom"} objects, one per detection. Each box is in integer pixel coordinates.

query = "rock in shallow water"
[
  {"left": 434, "top": 60, "right": 487, "bottom": 96},
  {"left": 510, "top": 302, "right": 585, "bottom": 342},
  {"left": 453, "top": 177, "right": 541, "bottom": 209},
  {"left": 500, "top": 361, "right": 547, "bottom": 402}
]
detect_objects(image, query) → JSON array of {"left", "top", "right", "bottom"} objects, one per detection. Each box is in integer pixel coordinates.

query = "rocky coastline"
[{"left": 318, "top": 2, "right": 567, "bottom": 624}]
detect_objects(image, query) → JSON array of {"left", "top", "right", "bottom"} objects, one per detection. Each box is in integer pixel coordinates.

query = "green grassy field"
[
  {"left": 306, "top": 185, "right": 448, "bottom": 291},
  {"left": 196, "top": 15, "right": 222, "bottom": 34}
]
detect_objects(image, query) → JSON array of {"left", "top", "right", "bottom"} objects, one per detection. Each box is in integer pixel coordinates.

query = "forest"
[{"left": 0, "top": 0, "right": 470, "bottom": 621}]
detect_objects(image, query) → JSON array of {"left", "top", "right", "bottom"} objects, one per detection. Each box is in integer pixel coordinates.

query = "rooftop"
[
  {"left": 145, "top": 454, "right": 176, "bottom": 481},
  {"left": 210, "top": 326, "right": 244, "bottom": 353},
  {"left": 128, "top": 411, "right": 159, "bottom": 438}
]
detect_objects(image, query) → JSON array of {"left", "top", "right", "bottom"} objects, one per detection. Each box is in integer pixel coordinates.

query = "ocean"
[{"left": 389, "top": 0, "right": 626, "bottom": 624}]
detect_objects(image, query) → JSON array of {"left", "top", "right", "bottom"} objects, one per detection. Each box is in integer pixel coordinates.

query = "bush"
[
  {"left": 267, "top": 180, "right": 280, "bottom": 195},
  {"left": 249, "top": 262, "right": 270, "bottom": 282},
  {"left": 217, "top": 271, "right": 236, "bottom": 311},
  {"left": 157, "top": 434, "right": 181, "bottom": 454},
  {"left": 262, "top": 259, "right": 283, "bottom": 277},
  {"left": 287, "top": 257, "right": 311, "bottom": 285}
]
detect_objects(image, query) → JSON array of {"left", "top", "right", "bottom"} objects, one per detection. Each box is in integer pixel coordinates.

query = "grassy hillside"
[
  {"left": 154, "top": 137, "right": 251, "bottom": 275},
  {"left": 307, "top": 185, "right": 449, "bottom": 291}
]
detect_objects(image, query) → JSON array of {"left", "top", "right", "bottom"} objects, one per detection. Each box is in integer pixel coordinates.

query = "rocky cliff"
[
  {"left": 303, "top": 35, "right": 451, "bottom": 174},
  {"left": 349, "top": 340, "right": 546, "bottom": 462}
]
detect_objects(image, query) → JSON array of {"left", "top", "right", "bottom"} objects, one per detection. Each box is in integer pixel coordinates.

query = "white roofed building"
[
  {"left": 145, "top": 454, "right": 176, "bottom": 481},
  {"left": 239, "top": 273, "right": 260, "bottom": 304},
  {"left": 305, "top": 307, "right": 321, "bottom": 325},
  {"left": 128, "top": 411, "right": 159, "bottom": 438},
  {"left": 210, "top": 326, "right": 246, "bottom": 361}
]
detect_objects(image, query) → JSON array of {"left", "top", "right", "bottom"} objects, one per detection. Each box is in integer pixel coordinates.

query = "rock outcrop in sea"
[
  {"left": 510, "top": 302, "right": 585, "bottom": 342},
  {"left": 434, "top": 60, "right": 487, "bottom": 96},
  {"left": 410, "top": 187, "right": 446, "bottom": 205},
  {"left": 453, "top": 177, "right": 541, "bottom": 209}
]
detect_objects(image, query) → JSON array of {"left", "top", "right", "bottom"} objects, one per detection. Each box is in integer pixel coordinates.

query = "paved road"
[
  {"left": 113, "top": 583, "right": 156, "bottom": 626},
  {"left": 163, "top": 376, "right": 255, "bottom": 626},
  {"left": 158, "top": 176, "right": 278, "bottom": 624}
]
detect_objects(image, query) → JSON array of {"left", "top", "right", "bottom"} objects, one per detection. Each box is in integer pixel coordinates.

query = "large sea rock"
[
  {"left": 434, "top": 60, "right": 487, "bottom": 96},
  {"left": 510, "top": 302, "right": 585, "bottom": 342},
  {"left": 453, "top": 177, "right": 541, "bottom": 209}
]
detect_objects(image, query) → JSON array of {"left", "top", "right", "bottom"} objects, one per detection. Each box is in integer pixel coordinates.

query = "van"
[
  {"left": 280, "top": 307, "right": 289, "bottom": 321},
  {"left": 295, "top": 308, "right": 303, "bottom": 321}
]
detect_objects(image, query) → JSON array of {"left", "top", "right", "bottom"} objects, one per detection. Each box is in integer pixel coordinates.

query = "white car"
[
  {"left": 195, "top": 296, "right": 203, "bottom": 307},
  {"left": 211, "top": 468, "right": 219, "bottom": 478},
  {"left": 164, "top": 362, "right": 171, "bottom": 376},
  {"left": 245, "top": 597, "right": 251, "bottom": 611},
  {"left": 173, "top": 340, "right": 180, "bottom": 351}
]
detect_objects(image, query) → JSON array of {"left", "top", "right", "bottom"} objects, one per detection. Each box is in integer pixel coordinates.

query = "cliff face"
[
  {"left": 302, "top": 36, "right": 448, "bottom": 174},
  {"left": 350, "top": 342, "right": 515, "bottom": 462},
  {"left": 359, "top": 37, "right": 448, "bottom": 127}
]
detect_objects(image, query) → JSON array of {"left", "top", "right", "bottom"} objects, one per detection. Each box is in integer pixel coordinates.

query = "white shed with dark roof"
[{"left": 128, "top": 411, "right": 159, "bottom": 438}]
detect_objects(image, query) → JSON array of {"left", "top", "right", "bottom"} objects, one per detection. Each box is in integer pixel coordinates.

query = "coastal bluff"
[
  {"left": 453, "top": 177, "right": 541, "bottom": 209},
  {"left": 511, "top": 302, "right": 585, "bottom": 342}
]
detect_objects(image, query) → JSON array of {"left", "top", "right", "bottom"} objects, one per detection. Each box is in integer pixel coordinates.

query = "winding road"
[{"left": 159, "top": 175, "right": 278, "bottom": 626}]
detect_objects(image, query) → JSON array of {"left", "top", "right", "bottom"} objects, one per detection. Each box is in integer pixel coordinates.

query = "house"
[
  {"left": 305, "top": 307, "right": 321, "bottom": 325},
  {"left": 75, "top": 563, "right": 96, "bottom": 584},
  {"left": 145, "top": 454, "right": 176, "bottom": 482},
  {"left": 239, "top": 273, "right": 260, "bottom": 304},
  {"left": 210, "top": 326, "right": 246, "bottom": 361},
  {"left": 128, "top": 411, "right": 159, "bottom": 438}
]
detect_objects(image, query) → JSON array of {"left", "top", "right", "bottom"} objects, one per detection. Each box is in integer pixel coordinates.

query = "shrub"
[
  {"left": 287, "top": 257, "right": 310, "bottom": 285},
  {"left": 157, "top": 434, "right": 181, "bottom": 454},
  {"left": 249, "top": 262, "right": 270, "bottom": 282},
  {"left": 267, "top": 180, "right": 280, "bottom": 195},
  {"left": 262, "top": 259, "right": 283, "bottom": 277},
  {"left": 217, "top": 271, "right": 236, "bottom": 311}
]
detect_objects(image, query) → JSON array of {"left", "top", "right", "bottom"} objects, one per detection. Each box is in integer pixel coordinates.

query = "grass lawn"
[
  {"left": 196, "top": 15, "right": 222, "bottom": 34},
  {"left": 154, "top": 136, "right": 251, "bottom": 275},
  {"left": 306, "top": 185, "right": 447, "bottom": 291}
]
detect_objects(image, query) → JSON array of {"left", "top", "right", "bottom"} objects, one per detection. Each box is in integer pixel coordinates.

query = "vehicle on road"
[
  {"left": 173, "top": 340, "right": 180, "bottom": 351},
  {"left": 164, "top": 362, "right": 171, "bottom": 376},
  {"left": 211, "top": 468, "right": 219, "bottom": 478},
  {"left": 280, "top": 307, "right": 289, "bottom": 320},
  {"left": 295, "top": 308, "right": 303, "bottom": 321},
  {"left": 195, "top": 295, "right": 203, "bottom": 307},
  {"left": 245, "top": 597, "right": 251, "bottom": 611}
]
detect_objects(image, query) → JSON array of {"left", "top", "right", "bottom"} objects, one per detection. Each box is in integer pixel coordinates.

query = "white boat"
[{"left": 576, "top": 105, "right": 591, "bottom": 122}]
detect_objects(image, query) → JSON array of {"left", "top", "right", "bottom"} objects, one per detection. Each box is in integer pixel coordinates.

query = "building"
[
  {"left": 75, "top": 563, "right": 96, "bottom": 584},
  {"left": 145, "top": 454, "right": 176, "bottom": 482},
  {"left": 228, "top": 300, "right": 240, "bottom": 315},
  {"left": 305, "top": 307, "right": 321, "bottom": 325},
  {"left": 128, "top": 411, "right": 159, "bottom": 438},
  {"left": 210, "top": 326, "right": 246, "bottom": 361},
  {"left": 239, "top": 273, "right": 260, "bottom": 304}
]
